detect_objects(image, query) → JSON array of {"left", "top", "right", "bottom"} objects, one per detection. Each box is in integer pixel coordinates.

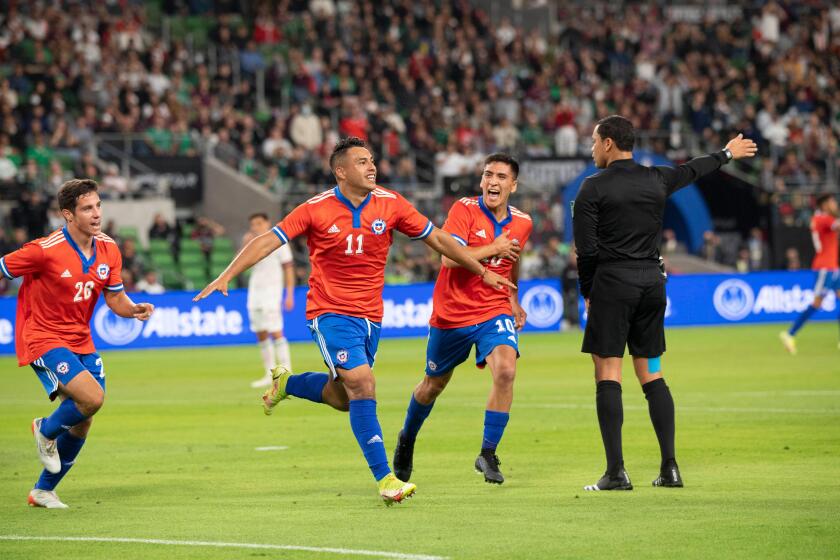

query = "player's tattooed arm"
[
  {"left": 441, "top": 230, "right": 520, "bottom": 269},
  {"left": 194, "top": 230, "right": 283, "bottom": 300},
  {"left": 104, "top": 290, "right": 154, "bottom": 321}
]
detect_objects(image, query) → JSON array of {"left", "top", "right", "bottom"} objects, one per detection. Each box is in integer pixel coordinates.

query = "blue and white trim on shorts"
[
  {"left": 309, "top": 315, "right": 338, "bottom": 377},
  {"left": 410, "top": 220, "right": 434, "bottom": 240},
  {"left": 814, "top": 269, "right": 840, "bottom": 296},
  {"left": 271, "top": 226, "right": 289, "bottom": 244},
  {"left": 32, "top": 357, "right": 60, "bottom": 396},
  {"left": 0, "top": 257, "right": 14, "bottom": 280}
]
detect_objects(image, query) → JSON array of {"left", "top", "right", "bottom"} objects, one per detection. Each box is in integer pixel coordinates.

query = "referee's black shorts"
[{"left": 582, "top": 264, "right": 666, "bottom": 358}]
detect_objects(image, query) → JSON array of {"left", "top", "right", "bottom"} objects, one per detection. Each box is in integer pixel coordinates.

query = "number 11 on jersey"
[{"left": 345, "top": 234, "right": 364, "bottom": 255}]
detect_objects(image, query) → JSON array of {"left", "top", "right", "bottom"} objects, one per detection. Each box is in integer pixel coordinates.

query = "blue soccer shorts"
[
  {"left": 30, "top": 347, "right": 105, "bottom": 401},
  {"left": 425, "top": 314, "right": 520, "bottom": 376},
  {"left": 814, "top": 269, "right": 840, "bottom": 296},
  {"left": 307, "top": 313, "right": 382, "bottom": 378}
]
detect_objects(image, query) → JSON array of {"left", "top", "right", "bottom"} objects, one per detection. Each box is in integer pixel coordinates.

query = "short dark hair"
[
  {"left": 249, "top": 212, "right": 269, "bottom": 222},
  {"left": 57, "top": 179, "right": 99, "bottom": 213},
  {"left": 816, "top": 194, "right": 834, "bottom": 209},
  {"left": 596, "top": 115, "right": 635, "bottom": 152},
  {"left": 483, "top": 153, "right": 520, "bottom": 179},
  {"left": 329, "top": 137, "right": 369, "bottom": 170}
]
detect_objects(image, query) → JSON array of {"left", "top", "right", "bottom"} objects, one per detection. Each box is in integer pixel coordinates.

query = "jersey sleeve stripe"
[
  {"left": 451, "top": 233, "right": 467, "bottom": 246},
  {"left": 104, "top": 283, "right": 125, "bottom": 292},
  {"left": 272, "top": 226, "right": 289, "bottom": 244},
  {"left": 410, "top": 220, "right": 434, "bottom": 240},
  {"left": 0, "top": 257, "right": 14, "bottom": 279}
]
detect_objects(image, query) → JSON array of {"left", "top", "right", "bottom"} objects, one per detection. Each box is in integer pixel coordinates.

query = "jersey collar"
[
  {"left": 333, "top": 185, "right": 372, "bottom": 228},
  {"left": 477, "top": 196, "right": 512, "bottom": 237},
  {"left": 62, "top": 225, "right": 97, "bottom": 274}
]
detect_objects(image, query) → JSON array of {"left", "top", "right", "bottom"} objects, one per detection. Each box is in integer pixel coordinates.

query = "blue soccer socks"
[
  {"left": 34, "top": 432, "right": 86, "bottom": 491},
  {"left": 285, "top": 372, "right": 329, "bottom": 403},
  {"left": 40, "top": 399, "right": 87, "bottom": 440},
  {"left": 349, "top": 399, "right": 391, "bottom": 481},
  {"left": 482, "top": 410, "right": 510, "bottom": 451},
  {"left": 402, "top": 394, "right": 435, "bottom": 441},
  {"left": 789, "top": 304, "right": 819, "bottom": 336}
]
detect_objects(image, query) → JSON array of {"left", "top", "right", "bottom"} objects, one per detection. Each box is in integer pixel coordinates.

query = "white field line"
[
  {"left": 0, "top": 535, "right": 448, "bottom": 560},
  {"left": 254, "top": 446, "right": 288, "bottom": 451}
]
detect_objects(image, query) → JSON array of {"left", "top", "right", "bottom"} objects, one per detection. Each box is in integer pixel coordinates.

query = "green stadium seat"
[
  {"left": 150, "top": 252, "right": 176, "bottom": 268},
  {"left": 210, "top": 249, "right": 234, "bottom": 265},
  {"left": 148, "top": 238, "right": 172, "bottom": 254},
  {"left": 213, "top": 237, "right": 234, "bottom": 252},
  {"left": 181, "top": 266, "right": 208, "bottom": 289},
  {"left": 180, "top": 238, "right": 203, "bottom": 254},
  {"left": 118, "top": 226, "right": 139, "bottom": 241},
  {"left": 180, "top": 224, "right": 195, "bottom": 237},
  {"left": 178, "top": 251, "right": 206, "bottom": 267}
]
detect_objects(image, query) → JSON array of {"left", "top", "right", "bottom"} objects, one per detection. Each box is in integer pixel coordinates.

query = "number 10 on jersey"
[{"left": 345, "top": 234, "right": 364, "bottom": 255}]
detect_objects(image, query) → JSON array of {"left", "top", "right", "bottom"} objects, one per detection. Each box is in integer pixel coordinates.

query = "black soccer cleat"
[
  {"left": 653, "top": 463, "right": 684, "bottom": 487},
  {"left": 584, "top": 468, "right": 633, "bottom": 491},
  {"left": 392, "top": 430, "right": 415, "bottom": 482},
  {"left": 474, "top": 450, "right": 504, "bottom": 484}
]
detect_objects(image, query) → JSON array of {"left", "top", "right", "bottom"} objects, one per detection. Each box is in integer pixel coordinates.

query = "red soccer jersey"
[
  {"left": 811, "top": 213, "right": 839, "bottom": 270},
  {"left": 430, "top": 197, "right": 533, "bottom": 329},
  {"left": 0, "top": 228, "right": 124, "bottom": 366},
  {"left": 273, "top": 186, "right": 434, "bottom": 321}
]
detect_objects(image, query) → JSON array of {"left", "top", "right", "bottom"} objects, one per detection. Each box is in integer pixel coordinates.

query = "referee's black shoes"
[
  {"left": 584, "top": 468, "right": 633, "bottom": 491},
  {"left": 652, "top": 462, "right": 684, "bottom": 487},
  {"left": 475, "top": 450, "right": 504, "bottom": 484},
  {"left": 392, "top": 430, "right": 415, "bottom": 482}
]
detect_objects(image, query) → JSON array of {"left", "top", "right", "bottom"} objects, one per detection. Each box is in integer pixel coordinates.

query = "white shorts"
[{"left": 248, "top": 307, "right": 284, "bottom": 333}]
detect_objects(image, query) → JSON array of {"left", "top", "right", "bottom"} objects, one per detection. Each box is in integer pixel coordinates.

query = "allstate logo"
[
  {"left": 713, "top": 279, "right": 755, "bottom": 321},
  {"left": 56, "top": 361, "right": 70, "bottom": 374},
  {"left": 521, "top": 285, "right": 563, "bottom": 328},
  {"left": 94, "top": 305, "right": 143, "bottom": 346},
  {"left": 371, "top": 218, "right": 387, "bottom": 235},
  {"left": 96, "top": 263, "right": 110, "bottom": 280},
  {"left": 336, "top": 349, "right": 349, "bottom": 363}
]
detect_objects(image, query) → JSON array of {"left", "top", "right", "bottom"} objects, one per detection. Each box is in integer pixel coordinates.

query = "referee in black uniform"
[{"left": 573, "top": 115, "right": 756, "bottom": 491}]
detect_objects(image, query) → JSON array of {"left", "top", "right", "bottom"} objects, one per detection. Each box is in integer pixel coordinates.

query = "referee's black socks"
[
  {"left": 642, "top": 377, "right": 676, "bottom": 470},
  {"left": 595, "top": 380, "right": 624, "bottom": 477}
]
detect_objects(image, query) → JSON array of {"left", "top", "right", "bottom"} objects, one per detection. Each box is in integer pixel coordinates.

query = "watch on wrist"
[{"left": 723, "top": 148, "right": 733, "bottom": 161}]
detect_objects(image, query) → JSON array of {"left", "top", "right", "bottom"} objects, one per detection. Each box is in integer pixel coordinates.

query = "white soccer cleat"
[
  {"left": 28, "top": 489, "right": 69, "bottom": 509},
  {"left": 32, "top": 418, "right": 61, "bottom": 474},
  {"left": 778, "top": 331, "right": 797, "bottom": 355},
  {"left": 250, "top": 373, "right": 273, "bottom": 389}
]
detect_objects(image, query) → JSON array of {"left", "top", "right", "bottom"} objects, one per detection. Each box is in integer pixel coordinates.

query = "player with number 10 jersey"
[{"left": 394, "top": 153, "right": 532, "bottom": 486}]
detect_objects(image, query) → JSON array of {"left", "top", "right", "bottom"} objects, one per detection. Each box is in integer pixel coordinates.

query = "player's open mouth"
[
  {"left": 366, "top": 174, "right": 376, "bottom": 182},
  {"left": 487, "top": 188, "right": 501, "bottom": 201}
]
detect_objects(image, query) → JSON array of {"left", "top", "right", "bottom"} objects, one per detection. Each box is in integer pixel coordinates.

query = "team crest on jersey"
[
  {"left": 96, "top": 263, "right": 110, "bottom": 280},
  {"left": 56, "top": 361, "right": 70, "bottom": 374},
  {"left": 336, "top": 349, "right": 349, "bottom": 364},
  {"left": 428, "top": 360, "right": 437, "bottom": 371},
  {"left": 371, "top": 218, "right": 387, "bottom": 235}
]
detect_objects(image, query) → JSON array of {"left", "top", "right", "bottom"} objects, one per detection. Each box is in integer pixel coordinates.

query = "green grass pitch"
[{"left": 1, "top": 323, "right": 838, "bottom": 559}]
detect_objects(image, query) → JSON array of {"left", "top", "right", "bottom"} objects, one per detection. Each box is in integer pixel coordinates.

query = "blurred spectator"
[
  {"left": 120, "top": 238, "right": 146, "bottom": 279},
  {"left": 747, "top": 228, "right": 770, "bottom": 271},
  {"left": 785, "top": 247, "right": 801, "bottom": 271},
  {"left": 191, "top": 216, "right": 225, "bottom": 257},
  {"left": 136, "top": 270, "right": 165, "bottom": 294}
]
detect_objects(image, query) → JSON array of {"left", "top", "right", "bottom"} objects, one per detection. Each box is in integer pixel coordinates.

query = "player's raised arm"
[
  {"left": 441, "top": 230, "right": 520, "bottom": 269},
  {"left": 194, "top": 230, "right": 283, "bottom": 301},
  {"left": 424, "top": 227, "right": 516, "bottom": 290}
]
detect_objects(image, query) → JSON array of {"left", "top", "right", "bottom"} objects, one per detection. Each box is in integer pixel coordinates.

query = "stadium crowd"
[{"left": 1, "top": 0, "right": 839, "bottom": 298}]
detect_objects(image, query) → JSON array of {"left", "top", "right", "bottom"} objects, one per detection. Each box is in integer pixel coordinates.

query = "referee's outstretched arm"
[{"left": 657, "top": 133, "right": 759, "bottom": 195}]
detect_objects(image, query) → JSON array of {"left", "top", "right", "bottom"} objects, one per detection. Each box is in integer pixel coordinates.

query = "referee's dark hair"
[
  {"left": 596, "top": 115, "right": 635, "bottom": 151},
  {"left": 815, "top": 193, "right": 834, "bottom": 209},
  {"left": 330, "top": 137, "right": 369, "bottom": 170},
  {"left": 249, "top": 212, "right": 270, "bottom": 222},
  {"left": 484, "top": 153, "right": 520, "bottom": 178}
]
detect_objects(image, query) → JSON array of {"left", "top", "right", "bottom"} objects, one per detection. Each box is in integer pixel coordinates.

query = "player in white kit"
[{"left": 244, "top": 213, "right": 295, "bottom": 388}]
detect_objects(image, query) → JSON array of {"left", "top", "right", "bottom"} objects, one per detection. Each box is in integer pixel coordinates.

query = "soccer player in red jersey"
[
  {"left": 392, "top": 154, "right": 532, "bottom": 485},
  {"left": 195, "top": 137, "right": 513, "bottom": 504},
  {"left": 0, "top": 179, "right": 154, "bottom": 508},
  {"left": 780, "top": 193, "right": 840, "bottom": 353}
]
